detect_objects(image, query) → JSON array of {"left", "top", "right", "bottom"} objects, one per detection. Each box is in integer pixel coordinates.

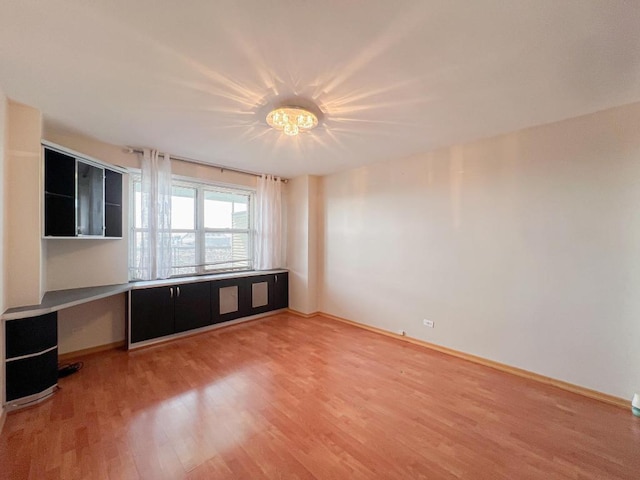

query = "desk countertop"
[{"left": 2, "top": 270, "right": 287, "bottom": 321}]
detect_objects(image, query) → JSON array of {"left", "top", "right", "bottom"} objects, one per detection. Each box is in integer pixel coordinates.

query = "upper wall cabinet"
[{"left": 43, "top": 143, "right": 124, "bottom": 238}]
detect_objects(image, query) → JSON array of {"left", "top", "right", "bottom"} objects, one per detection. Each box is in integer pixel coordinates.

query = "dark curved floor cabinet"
[{"left": 4, "top": 312, "right": 58, "bottom": 409}]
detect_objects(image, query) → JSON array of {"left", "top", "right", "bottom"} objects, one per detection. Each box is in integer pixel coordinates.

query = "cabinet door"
[
  {"left": 211, "top": 278, "right": 249, "bottom": 324},
  {"left": 174, "top": 282, "right": 211, "bottom": 333},
  {"left": 248, "top": 274, "right": 275, "bottom": 316},
  {"left": 44, "top": 149, "right": 75, "bottom": 196},
  {"left": 5, "top": 312, "right": 58, "bottom": 402},
  {"left": 273, "top": 272, "right": 289, "bottom": 309},
  {"left": 44, "top": 148, "right": 76, "bottom": 237},
  {"left": 76, "top": 161, "right": 104, "bottom": 236},
  {"left": 45, "top": 195, "right": 76, "bottom": 236},
  {"left": 130, "top": 287, "right": 175, "bottom": 343},
  {"left": 6, "top": 348, "right": 58, "bottom": 402},
  {"left": 5, "top": 313, "right": 57, "bottom": 359},
  {"left": 104, "top": 169, "right": 122, "bottom": 237}
]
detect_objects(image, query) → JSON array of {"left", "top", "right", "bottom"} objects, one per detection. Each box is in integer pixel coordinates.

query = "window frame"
[{"left": 129, "top": 172, "right": 255, "bottom": 280}]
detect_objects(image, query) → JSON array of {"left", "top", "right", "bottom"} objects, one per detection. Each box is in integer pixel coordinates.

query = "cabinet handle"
[
  {"left": 177, "top": 287, "right": 181, "bottom": 297},
  {"left": 275, "top": 275, "right": 278, "bottom": 283},
  {"left": 170, "top": 287, "right": 173, "bottom": 298}
]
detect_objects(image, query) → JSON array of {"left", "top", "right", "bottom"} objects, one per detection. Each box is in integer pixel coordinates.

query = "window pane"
[
  {"left": 172, "top": 186, "right": 195, "bottom": 229},
  {"left": 172, "top": 232, "right": 196, "bottom": 269},
  {"left": 204, "top": 191, "right": 249, "bottom": 229},
  {"left": 130, "top": 173, "right": 253, "bottom": 280},
  {"left": 204, "top": 232, "right": 250, "bottom": 267}
]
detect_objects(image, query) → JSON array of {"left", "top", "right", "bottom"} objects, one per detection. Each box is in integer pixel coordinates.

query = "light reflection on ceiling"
[{"left": 0, "top": 1, "right": 639, "bottom": 177}]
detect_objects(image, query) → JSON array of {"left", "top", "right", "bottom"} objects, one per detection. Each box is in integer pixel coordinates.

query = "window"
[{"left": 130, "top": 175, "right": 253, "bottom": 279}]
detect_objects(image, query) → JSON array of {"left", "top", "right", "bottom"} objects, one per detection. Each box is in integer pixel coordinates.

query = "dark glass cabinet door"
[
  {"left": 44, "top": 149, "right": 75, "bottom": 196},
  {"left": 174, "top": 282, "right": 211, "bottom": 333},
  {"left": 104, "top": 169, "right": 123, "bottom": 237},
  {"left": 45, "top": 195, "right": 76, "bottom": 237},
  {"left": 130, "top": 287, "right": 175, "bottom": 343},
  {"left": 44, "top": 149, "right": 76, "bottom": 237}
]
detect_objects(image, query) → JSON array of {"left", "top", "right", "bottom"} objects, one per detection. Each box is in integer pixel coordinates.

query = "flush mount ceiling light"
[{"left": 266, "top": 106, "right": 318, "bottom": 136}]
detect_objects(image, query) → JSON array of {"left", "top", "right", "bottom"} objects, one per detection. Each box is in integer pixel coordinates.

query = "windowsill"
[{"left": 129, "top": 269, "right": 287, "bottom": 289}]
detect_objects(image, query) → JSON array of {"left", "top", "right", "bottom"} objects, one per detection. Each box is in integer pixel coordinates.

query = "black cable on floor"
[{"left": 57, "top": 361, "right": 84, "bottom": 378}]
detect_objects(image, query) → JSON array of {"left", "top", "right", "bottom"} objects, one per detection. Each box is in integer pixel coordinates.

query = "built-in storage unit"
[
  {"left": 129, "top": 271, "right": 288, "bottom": 348},
  {"left": 2, "top": 284, "right": 131, "bottom": 411},
  {"left": 1, "top": 271, "right": 288, "bottom": 410},
  {"left": 4, "top": 312, "right": 58, "bottom": 410},
  {"left": 43, "top": 142, "right": 123, "bottom": 238},
  {"left": 130, "top": 282, "right": 212, "bottom": 343}
]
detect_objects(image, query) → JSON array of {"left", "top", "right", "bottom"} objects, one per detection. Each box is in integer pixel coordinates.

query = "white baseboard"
[{"left": 293, "top": 311, "right": 629, "bottom": 409}]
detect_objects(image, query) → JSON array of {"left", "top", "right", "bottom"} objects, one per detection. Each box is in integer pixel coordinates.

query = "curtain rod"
[{"left": 125, "top": 147, "right": 287, "bottom": 182}]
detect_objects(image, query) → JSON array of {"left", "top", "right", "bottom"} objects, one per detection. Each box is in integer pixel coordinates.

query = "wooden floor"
[{"left": 1, "top": 313, "right": 639, "bottom": 479}]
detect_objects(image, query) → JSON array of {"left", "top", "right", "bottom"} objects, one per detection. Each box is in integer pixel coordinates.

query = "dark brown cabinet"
[
  {"left": 211, "top": 278, "right": 247, "bottom": 324},
  {"left": 5, "top": 312, "right": 58, "bottom": 407},
  {"left": 129, "top": 272, "right": 288, "bottom": 348},
  {"left": 273, "top": 272, "right": 289, "bottom": 310},
  {"left": 211, "top": 272, "right": 289, "bottom": 323},
  {"left": 129, "top": 282, "right": 212, "bottom": 344},
  {"left": 242, "top": 272, "right": 288, "bottom": 316},
  {"left": 104, "top": 169, "right": 123, "bottom": 238},
  {"left": 44, "top": 149, "right": 76, "bottom": 237},
  {"left": 174, "top": 282, "right": 211, "bottom": 333},
  {"left": 43, "top": 144, "right": 123, "bottom": 238},
  {"left": 129, "top": 286, "right": 175, "bottom": 343}
]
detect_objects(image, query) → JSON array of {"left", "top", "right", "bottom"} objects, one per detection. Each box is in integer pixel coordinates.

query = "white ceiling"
[{"left": 1, "top": 1, "right": 639, "bottom": 178}]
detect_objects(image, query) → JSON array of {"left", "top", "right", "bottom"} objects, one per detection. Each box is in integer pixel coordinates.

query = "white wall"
[
  {"left": 320, "top": 102, "right": 640, "bottom": 399},
  {"left": 6, "top": 100, "right": 43, "bottom": 308},
  {"left": 0, "top": 88, "right": 7, "bottom": 411},
  {"left": 0, "top": 91, "right": 6, "bottom": 311},
  {"left": 57, "top": 294, "right": 126, "bottom": 354},
  {"left": 43, "top": 128, "right": 133, "bottom": 291},
  {"left": 286, "top": 175, "right": 319, "bottom": 314},
  {"left": 307, "top": 176, "right": 319, "bottom": 313}
]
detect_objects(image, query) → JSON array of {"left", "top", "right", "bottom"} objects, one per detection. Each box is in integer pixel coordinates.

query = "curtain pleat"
[
  {"left": 138, "top": 149, "right": 172, "bottom": 280},
  {"left": 254, "top": 174, "right": 282, "bottom": 270}
]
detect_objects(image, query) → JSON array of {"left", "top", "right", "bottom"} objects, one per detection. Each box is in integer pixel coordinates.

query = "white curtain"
[
  {"left": 254, "top": 174, "right": 282, "bottom": 270},
  {"left": 138, "top": 149, "right": 172, "bottom": 280}
]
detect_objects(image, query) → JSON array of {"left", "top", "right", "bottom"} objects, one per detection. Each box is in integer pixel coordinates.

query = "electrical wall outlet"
[{"left": 423, "top": 319, "right": 434, "bottom": 328}]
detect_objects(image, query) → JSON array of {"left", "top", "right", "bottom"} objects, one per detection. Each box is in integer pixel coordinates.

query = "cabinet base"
[
  {"left": 5, "top": 385, "right": 58, "bottom": 412},
  {"left": 128, "top": 308, "right": 287, "bottom": 350}
]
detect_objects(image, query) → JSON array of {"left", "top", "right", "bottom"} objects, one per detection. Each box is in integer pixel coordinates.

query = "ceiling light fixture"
[{"left": 266, "top": 106, "right": 318, "bottom": 136}]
